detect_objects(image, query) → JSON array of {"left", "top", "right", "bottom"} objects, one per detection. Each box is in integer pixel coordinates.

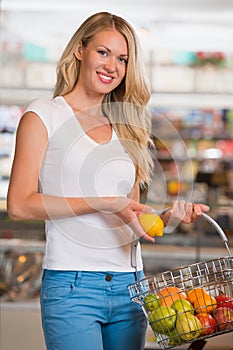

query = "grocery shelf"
[
  {"left": 0, "top": 87, "right": 53, "bottom": 105},
  {"left": 1, "top": 88, "right": 233, "bottom": 108},
  {"left": 149, "top": 92, "right": 233, "bottom": 108}
]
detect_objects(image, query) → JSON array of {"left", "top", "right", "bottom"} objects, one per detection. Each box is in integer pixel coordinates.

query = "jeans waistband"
[{"left": 42, "top": 269, "right": 144, "bottom": 287}]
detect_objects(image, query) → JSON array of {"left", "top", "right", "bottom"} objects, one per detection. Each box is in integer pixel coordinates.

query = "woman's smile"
[
  {"left": 97, "top": 72, "right": 114, "bottom": 84},
  {"left": 75, "top": 30, "right": 128, "bottom": 96}
]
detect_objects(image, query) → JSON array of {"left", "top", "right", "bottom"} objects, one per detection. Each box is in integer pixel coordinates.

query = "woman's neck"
[{"left": 64, "top": 86, "right": 104, "bottom": 113}]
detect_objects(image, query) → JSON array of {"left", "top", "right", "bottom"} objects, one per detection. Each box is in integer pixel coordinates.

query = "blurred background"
[{"left": 0, "top": 1, "right": 233, "bottom": 349}]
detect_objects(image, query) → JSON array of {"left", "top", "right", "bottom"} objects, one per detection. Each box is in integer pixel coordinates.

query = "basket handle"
[
  {"left": 201, "top": 212, "right": 228, "bottom": 243},
  {"left": 201, "top": 212, "right": 232, "bottom": 256},
  {"left": 159, "top": 208, "right": 232, "bottom": 256}
]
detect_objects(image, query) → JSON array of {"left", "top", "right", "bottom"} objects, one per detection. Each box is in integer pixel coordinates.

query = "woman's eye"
[
  {"left": 119, "top": 57, "right": 127, "bottom": 64},
  {"left": 98, "top": 50, "right": 107, "bottom": 57}
]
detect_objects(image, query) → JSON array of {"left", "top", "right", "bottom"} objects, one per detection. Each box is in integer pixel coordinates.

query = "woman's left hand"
[{"left": 162, "top": 200, "right": 210, "bottom": 227}]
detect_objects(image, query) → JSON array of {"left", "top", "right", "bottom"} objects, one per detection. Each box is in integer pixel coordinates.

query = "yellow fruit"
[
  {"left": 176, "top": 313, "right": 202, "bottom": 341},
  {"left": 149, "top": 306, "right": 176, "bottom": 333},
  {"left": 138, "top": 213, "right": 164, "bottom": 237},
  {"left": 171, "top": 299, "right": 194, "bottom": 315}
]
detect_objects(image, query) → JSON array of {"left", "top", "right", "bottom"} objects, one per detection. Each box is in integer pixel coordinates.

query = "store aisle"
[{"left": 1, "top": 303, "right": 46, "bottom": 350}]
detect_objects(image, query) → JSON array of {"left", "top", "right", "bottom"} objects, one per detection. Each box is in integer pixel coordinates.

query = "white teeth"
[{"left": 99, "top": 74, "right": 112, "bottom": 81}]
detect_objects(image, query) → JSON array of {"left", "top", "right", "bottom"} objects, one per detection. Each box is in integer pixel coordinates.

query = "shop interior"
[{"left": 0, "top": 0, "right": 233, "bottom": 349}]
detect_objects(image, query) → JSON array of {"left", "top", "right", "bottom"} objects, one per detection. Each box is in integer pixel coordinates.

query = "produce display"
[{"left": 144, "top": 286, "right": 233, "bottom": 347}]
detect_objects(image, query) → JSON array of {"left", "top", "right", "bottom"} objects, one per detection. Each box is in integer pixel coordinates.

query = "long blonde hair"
[{"left": 54, "top": 12, "right": 154, "bottom": 186}]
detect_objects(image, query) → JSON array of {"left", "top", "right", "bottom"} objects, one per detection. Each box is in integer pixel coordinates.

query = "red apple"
[
  {"left": 213, "top": 307, "right": 233, "bottom": 331},
  {"left": 196, "top": 312, "right": 216, "bottom": 335},
  {"left": 215, "top": 293, "right": 233, "bottom": 310}
]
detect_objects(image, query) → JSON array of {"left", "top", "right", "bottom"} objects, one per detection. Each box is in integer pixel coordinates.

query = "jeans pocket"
[{"left": 41, "top": 283, "right": 75, "bottom": 306}]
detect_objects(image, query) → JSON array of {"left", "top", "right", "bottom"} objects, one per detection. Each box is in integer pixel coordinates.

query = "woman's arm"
[{"left": 7, "top": 113, "right": 153, "bottom": 240}]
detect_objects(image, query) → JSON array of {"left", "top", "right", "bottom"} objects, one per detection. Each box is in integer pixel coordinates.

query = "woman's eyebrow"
[{"left": 98, "top": 45, "right": 128, "bottom": 56}]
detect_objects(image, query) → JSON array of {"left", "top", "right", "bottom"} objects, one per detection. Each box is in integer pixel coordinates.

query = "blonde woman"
[{"left": 7, "top": 12, "right": 209, "bottom": 350}]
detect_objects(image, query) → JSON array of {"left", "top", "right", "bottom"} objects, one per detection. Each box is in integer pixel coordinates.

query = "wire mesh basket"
[{"left": 128, "top": 214, "right": 233, "bottom": 349}]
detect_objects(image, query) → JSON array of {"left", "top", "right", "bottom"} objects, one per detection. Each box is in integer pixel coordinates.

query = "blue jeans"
[{"left": 40, "top": 270, "right": 147, "bottom": 350}]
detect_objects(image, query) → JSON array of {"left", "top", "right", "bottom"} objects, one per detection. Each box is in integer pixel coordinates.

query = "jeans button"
[{"left": 105, "top": 274, "right": 112, "bottom": 282}]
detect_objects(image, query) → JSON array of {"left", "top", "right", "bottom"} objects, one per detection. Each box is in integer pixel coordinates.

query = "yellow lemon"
[{"left": 138, "top": 213, "right": 164, "bottom": 237}]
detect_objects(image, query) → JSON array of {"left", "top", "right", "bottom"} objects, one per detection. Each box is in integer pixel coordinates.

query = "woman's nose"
[{"left": 104, "top": 57, "right": 116, "bottom": 72}]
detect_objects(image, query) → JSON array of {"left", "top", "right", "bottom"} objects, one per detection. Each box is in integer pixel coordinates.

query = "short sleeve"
[
  {"left": 23, "top": 98, "right": 54, "bottom": 138},
  {"left": 23, "top": 96, "right": 74, "bottom": 139}
]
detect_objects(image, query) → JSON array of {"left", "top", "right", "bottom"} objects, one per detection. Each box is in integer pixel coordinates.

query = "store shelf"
[
  {"left": 0, "top": 87, "right": 53, "bottom": 105},
  {"left": 150, "top": 92, "right": 233, "bottom": 109},
  {"left": 1, "top": 88, "right": 233, "bottom": 108}
]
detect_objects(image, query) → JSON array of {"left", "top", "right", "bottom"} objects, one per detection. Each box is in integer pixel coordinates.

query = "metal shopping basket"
[{"left": 128, "top": 213, "right": 233, "bottom": 349}]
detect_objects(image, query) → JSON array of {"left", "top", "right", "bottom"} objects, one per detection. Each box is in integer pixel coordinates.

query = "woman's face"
[{"left": 75, "top": 30, "right": 128, "bottom": 98}]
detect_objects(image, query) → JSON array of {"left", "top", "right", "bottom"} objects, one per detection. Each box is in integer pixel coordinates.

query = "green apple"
[
  {"left": 171, "top": 298, "right": 194, "bottom": 315},
  {"left": 149, "top": 306, "right": 176, "bottom": 333},
  {"left": 144, "top": 293, "right": 161, "bottom": 312}
]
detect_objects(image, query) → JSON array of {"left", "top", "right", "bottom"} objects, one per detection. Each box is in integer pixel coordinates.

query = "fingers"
[
  {"left": 127, "top": 213, "right": 155, "bottom": 242},
  {"left": 170, "top": 200, "right": 190, "bottom": 223},
  {"left": 199, "top": 204, "right": 210, "bottom": 213},
  {"left": 135, "top": 203, "right": 156, "bottom": 214},
  {"left": 191, "top": 204, "right": 203, "bottom": 221},
  {"left": 141, "top": 233, "right": 155, "bottom": 243},
  {"left": 168, "top": 200, "right": 210, "bottom": 225}
]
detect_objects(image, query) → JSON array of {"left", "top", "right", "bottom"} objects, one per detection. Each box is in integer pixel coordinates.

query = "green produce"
[
  {"left": 171, "top": 298, "right": 194, "bottom": 315},
  {"left": 144, "top": 293, "right": 160, "bottom": 312},
  {"left": 176, "top": 313, "right": 202, "bottom": 341},
  {"left": 166, "top": 328, "right": 182, "bottom": 346},
  {"left": 149, "top": 306, "right": 176, "bottom": 333}
]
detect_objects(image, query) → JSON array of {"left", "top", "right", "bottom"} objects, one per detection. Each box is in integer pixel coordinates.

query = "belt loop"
[{"left": 74, "top": 271, "right": 82, "bottom": 286}]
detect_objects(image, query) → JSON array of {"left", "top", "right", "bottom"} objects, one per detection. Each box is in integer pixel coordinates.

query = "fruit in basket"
[
  {"left": 215, "top": 292, "right": 233, "bottom": 310},
  {"left": 187, "top": 288, "right": 201, "bottom": 304},
  {"left": 158, "top": 286, "right": 187, "bottom": 307},
  {"left": 149, "top": 306, "right": 176, "bottom": 333},
  {"left": 187, "top": 287, "right": 217, "bottom": 314},
  {"left": 144, "top": 293, "right": 161, "bottom": 312},
  {"left": 196, "top": 312, "right": 216, "bottom": 335},
  {"left": 213, "top": 307, "right": 233, "bottom": 331},
  {"left": 167, "top": 328, "right": 182, "bottom": 346},
  {"left": 171, "top": 298, "right": 194, "bottom": 315},
  {"left": 194, "top": 293, "right": 217, "bottom": 314},
  {"left": 187, "top": 287, "right": 207, "bottom": 304},
  {"left": 176, "top": 313, "right": 202, "bottom": 341},
  {"left": 138, "top": 213, "right": 164, "bottom": 237}
]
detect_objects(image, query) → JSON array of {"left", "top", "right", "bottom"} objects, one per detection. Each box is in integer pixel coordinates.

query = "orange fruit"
[
  {"left": 158, "top": 286, "right": 187, "bottom": 307},
  {"left": 187, "top": 288, "right": 204, "bottom": 305},
  {"left": 194, "top": 294, "right": 217, "bottom": 314},
  {"left": 187, "top": 288, "right": 217, "bottom": 314}
]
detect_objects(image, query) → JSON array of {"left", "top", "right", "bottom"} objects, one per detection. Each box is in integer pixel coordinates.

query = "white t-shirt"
[{"left": 24, "top": 96, "right": 143, "bottom": 271}]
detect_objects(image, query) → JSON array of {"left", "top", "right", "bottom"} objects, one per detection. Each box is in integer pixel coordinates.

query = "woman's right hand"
[{"left": 102, "top": 197, "right": 156, "bottom": 243}]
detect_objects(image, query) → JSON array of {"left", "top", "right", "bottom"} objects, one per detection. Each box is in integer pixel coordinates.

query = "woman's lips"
[{"left": 97, "top": 72, "right": 114, "bottom": 84}]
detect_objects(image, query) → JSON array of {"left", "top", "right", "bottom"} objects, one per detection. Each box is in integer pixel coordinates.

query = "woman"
[{"left": 7, "top": 12, "right": 209, "bottom": 350}]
